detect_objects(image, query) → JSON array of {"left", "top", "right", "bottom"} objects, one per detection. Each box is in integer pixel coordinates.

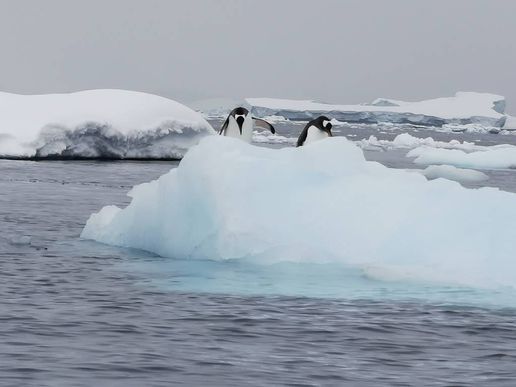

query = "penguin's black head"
[
  {"left": 230, "top": 107, "right": 249, "bottom": 134},
  {"left": 316, "top": 115, "right": 333, "bottom": 136}
]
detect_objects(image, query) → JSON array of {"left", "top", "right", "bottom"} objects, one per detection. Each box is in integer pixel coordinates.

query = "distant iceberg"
[
  {"left": 189, "top": 97, "right": 247, "bottom": 119},
  {"left": 247, "top": 92, "right": 507, "bottom": 129},
  {"left": 82, "top": 136, "right": 516, "bottom": 289},
  {"left": 503, "top": 115, "right": 516, "bottom": 130},
  {"left": 0, "top": 89, "right": 215, "bottom": 159}
]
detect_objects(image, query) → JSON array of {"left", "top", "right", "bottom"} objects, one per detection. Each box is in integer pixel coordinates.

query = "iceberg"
[
  {"left": 408, "top": 146, "right": 516, "bottom": 170},
  {"left": 357, "top": 133, "right": 483, "bottom": 152},
  {"left": 420, "top": 165, "right": 488, "bottom": 183},
  {"left": 189, "top": 97, "right": 247, "bottom": 119},
  {"left": 82, "top": 136, "right": 516, "bottom": 289},
  {"left": 503, "top": 115, "right": 516, "bottom": 130},
  {"left": 0, "top": 89, "right": 215, "bottom": 159},
  {"left": 247, "top": 92, "right": 507, "bottom": 129}
]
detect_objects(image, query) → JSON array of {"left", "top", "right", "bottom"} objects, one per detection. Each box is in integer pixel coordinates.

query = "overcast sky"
[{"left": 1, "top": 0, "right": 515, "bottom": 112}]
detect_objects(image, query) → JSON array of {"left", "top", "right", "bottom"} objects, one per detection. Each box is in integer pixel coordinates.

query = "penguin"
[
  {"left": 296, "top": 116, "right": 333, "bottom": 147},
  {"left": 219, "top": 107, "right": 275, "bottom": 143}
]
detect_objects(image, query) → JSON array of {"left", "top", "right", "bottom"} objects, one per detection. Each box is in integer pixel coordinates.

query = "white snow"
[
  {"left": 0, "top": 89, "right": 215, "bottom": 159},
  {"left": 420, "top": 165, "right": 488, "bottom": 183},
  {"left": 82, "top": 136, "right": 516, "bottom": 289},
  {"left": 247, "top": 92, "right": 507, "bottom": 128},
  {"left": 408, "top": 146, "right": 516, "bottom": 170}
]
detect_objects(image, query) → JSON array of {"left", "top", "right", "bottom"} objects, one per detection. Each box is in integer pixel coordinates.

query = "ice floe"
[{"left": 82, "top": 136, "right": 516, "bottom": 289}]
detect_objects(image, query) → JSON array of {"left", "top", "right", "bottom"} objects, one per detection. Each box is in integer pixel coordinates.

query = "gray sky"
[{"left": 1, "top": 0, "right": 515, "bottom": 112}]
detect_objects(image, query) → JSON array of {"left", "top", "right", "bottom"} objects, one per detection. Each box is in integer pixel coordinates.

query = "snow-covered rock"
[
  {"left": 420, "top": 165, "right": 488, "bottom": 183},
  {"left": 0, "top": 89, "right": 215, "bottom": 159},
  {"left": 82, "top": 136, "right": 516, "bottom": 289},
  {"left": 247, "top": 92, "right": 507, "bottom": 128}
]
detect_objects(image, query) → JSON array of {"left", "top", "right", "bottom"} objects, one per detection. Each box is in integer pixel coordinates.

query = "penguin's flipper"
[
  {"left": 219, "top": 116, "right": 230, "bottom": 135},
  {"left": 252, "top": 117, "right": 276, "bottom": 134}
]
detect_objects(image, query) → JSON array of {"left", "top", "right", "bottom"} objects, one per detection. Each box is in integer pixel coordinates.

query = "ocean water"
[{"left": 2, "top": 124, "right": 516, "bottom": 386}]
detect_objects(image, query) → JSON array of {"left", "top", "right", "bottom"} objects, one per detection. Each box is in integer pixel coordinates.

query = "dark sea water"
[{"left": 2, "top": 124, "right": 516, "bottom": 386}]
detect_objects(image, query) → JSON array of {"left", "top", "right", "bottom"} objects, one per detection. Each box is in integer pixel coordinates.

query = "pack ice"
[
  {"left": 0, "top": 89, "right": 214, "bottom": 159},
  {"left": 82, "top": 136, "right": 516, "bottom": 289}
]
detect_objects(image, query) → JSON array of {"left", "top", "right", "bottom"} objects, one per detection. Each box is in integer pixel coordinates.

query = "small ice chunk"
[
  {"left": 9, "top": 235, "right": 32, "bottom": 246},
  {"left": 421, "top": 165, "right": 488, "bottom": 183}
]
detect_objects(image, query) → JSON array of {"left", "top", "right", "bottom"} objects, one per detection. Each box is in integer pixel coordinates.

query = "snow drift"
[
  {"left": 82, "top": 136, "right": 516, "bottom": 289},
  {"left": 0, "top": 89, "right": 215, "bottom": 159},
  {"left": 247, "top": 92, "right": 507, "bottom": 128}
]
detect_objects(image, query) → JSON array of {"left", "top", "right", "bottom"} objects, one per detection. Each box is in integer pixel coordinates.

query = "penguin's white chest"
[
  {"left": 305, "top": 125, "right": 329, "bottom": 144},
  {"left": 225, "top": 116, "right": 254, "bottom": 143}
]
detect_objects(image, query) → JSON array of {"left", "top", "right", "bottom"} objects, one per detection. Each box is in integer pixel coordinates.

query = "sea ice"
[
  {"left": 420, "top": 165, "right": 488, "bottom": 183},
  {"left": 408, "top": 146, "right": 516, "bottom": 170},
  {"left": 82, "top": 136, "right": 516, "bottom": 289},
  {"left": 356, "top": 133, "right": 481, "bottom": 152}
]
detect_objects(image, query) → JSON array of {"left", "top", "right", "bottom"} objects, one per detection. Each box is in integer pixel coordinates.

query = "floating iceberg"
[
  {"left": 189, "top": 97, "right": 247, "bottom": 119},
  {"left": 357, "top": 133, "right": 483, "bottom": 152},
  {"left": 0, "top": 89, "right": 214, "bottom": 159},
  {"left": 82, "top": 136, "right": 516, "bottom": 289},
  {"left": 503, "top": 115, "right": 516, "bottom": 130},
  {"left": 247, "top": 92, "right": 507, "bottom": 129},
  {"left": 252, "top": 131, "right": 296, "bottom": 145},
  {"left": 420, "top": 165, "right": 488, "bottom": 183},
  {"left": 408, "top": 146, "right": 516, "bottom": 170}
]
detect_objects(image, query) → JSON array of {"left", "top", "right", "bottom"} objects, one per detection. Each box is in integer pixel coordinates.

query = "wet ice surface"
[{"left": 2, "top": 123, "right": 516, "bottom": 386}]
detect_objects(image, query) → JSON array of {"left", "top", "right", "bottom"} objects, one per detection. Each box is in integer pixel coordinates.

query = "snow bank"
[
  {"left": 420, "top": 165, "right": 488, "bottom": 183},
  {"left": 0, "top": 89, "right": 214, "bottom": 159},
  {"left": 247, "top": 92, "right": 507, "bottom": 128},
  {"left": 82, "top": 136, "right": 516, "bottom": 289},
  {"left": 408, "top": 146, "right": 516, "bottom": 170}
]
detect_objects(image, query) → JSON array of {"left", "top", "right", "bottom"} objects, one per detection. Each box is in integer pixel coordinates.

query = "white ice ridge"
[
  {"left": 0, "top": 89, "right": 215, "bottom": 159},
  {"left": 82, "top": 136, "right": 516, "bottom": 289},
  {"left": 247, "top": 92, "right": 507, "bottom": 128}
]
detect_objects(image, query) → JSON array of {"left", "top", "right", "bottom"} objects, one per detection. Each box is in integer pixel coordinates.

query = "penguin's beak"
[{"left": 236, "top": 116, "right": 245, "bottom": 135}]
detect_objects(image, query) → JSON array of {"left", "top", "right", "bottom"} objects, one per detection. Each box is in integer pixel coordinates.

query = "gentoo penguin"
[
  {"left": 296, "top": 116, "right": 333, "bottom": 147},
  {"left": 219, "top": 107, "right": 275, "bottom": 143}
]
